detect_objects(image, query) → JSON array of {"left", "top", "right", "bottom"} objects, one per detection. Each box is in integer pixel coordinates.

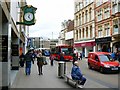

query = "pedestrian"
[
  {"left": 32, "top": 50, "right": 37, "bottom": 64},
  {"left": 24, "top": 49, "right": 34, "bottom": 75},
  {"left": 118, "top": 52, "right": 120, "bottom": 62},
  {"left": 50, "top": 55, "right": 54, "bottom": 66},
  {"left": 72, "top": 53, "right": 78, "bottom": 65},
  {"left": 37, "top": 51, "right": 44, "bottom": 75},
  {"left": 80, "top": 53, "right": 82, "bottom": 60},
  {"left": 60, "top": 52, "right": 65, "bottom": 61},
  {"left": 111, "top": 52, "right": 116, "bottom": 60},
  {"left": 71, "top": 61, "right": 86, "bottom": 88},
  {"left": 19, "top": 53, "right": 25, "bottom": 67}
]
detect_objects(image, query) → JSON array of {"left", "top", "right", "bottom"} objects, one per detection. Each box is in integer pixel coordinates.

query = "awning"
[{"left": 74, "top": 41, "right": 96, "bottom": 47}]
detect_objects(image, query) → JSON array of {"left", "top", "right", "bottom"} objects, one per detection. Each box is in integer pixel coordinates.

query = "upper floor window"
[
  {"left": 86, "top": 27, "right": 88, "bottom": 38},
  {"left": 104, "top": 23, "right": 110, "bottom": 36},
  {"left": 90, "top": 26, "right": 92, "bottom": 38},
  {"left": 89, "top": 8, "right": 92, "bottom": 21},
  {"left": 112, "top": 5, "right": 118, "bottom": 14},
  {"left": 97, "top": 9, "right": 102, "bottom": 21},
  {"left": 98, "top": 26, "right": 103, "bottom": 37},
  {"left": 75, "top": 3, "right": 79, "bottom": 12},
  {"left": 85, "top": 10, "right": 88, "bottom": 22},
  {"left": 82, "top": 28, "right": 85, "bottom": 38},
  {"left": 82, "top": 12, "right": 84, "bottom": 24},
  {"left": 79, "top": 14, "right": 81, "bottom": 25},
  {"left": 76, "top": 16, "right": 79, "bottom": 26},
  {"left": 96, "top": 0, "right": 103, "bottom": 7},
  {"left": 104, "top": 7, "right": 110, "bottom": 19},
  {"left": 79, "top": 2, "right": 83, "bottom": 10},
  {"left": 79, "top": 29, "right": 81, "bottom": 39}
]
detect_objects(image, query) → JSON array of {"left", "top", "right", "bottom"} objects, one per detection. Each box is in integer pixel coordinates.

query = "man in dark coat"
[{"left": 24, "top": 49, "right": 34, "bottom": 75}]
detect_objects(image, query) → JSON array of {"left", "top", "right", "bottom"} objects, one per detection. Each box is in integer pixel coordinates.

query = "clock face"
[{"left": 24, "top": 12, "right": 34, "bottom": 21}]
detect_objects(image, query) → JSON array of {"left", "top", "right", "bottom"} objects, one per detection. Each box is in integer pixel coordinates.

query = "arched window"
[{"left": 89, "top": 8, "right": 92, "bottom": 21}]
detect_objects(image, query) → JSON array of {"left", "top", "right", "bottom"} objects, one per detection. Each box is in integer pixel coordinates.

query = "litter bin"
[{"left": 58, "top": 61, "right": 66, "bottom": 78}]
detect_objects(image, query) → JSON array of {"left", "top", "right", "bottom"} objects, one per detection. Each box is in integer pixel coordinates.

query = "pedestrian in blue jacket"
[
  {"left": 71, "top": 61, "right": 86, "bottom": 87},
  {"left": 24, "top": 49, "right": 34, "bottom": 75}
]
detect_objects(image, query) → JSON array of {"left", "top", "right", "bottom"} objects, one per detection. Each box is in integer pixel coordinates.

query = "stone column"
[
  {"left": 11, "top": 37, "right": 20, "bottom": 70},
  {"left": 0, "top": 9, "right": 11, "bottom": 88}
]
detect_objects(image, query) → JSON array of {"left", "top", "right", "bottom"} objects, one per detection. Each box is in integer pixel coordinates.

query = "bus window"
[
  {"left": 61, "top": 48, "right": 73, "bottom": 55},
  {"left": 51, "top": 48, "right": 56, "bottom": 54}
]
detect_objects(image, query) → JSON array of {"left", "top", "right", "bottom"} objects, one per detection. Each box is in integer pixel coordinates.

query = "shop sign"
[
  {"left": 74, "top": 41, "right": 96, "bottom": 47},
  {"left": 95, "top": 37, "right": 111, "bottom": 44},
  {"left": 0, "top": 35, "right": 8, "bottom": 62}
]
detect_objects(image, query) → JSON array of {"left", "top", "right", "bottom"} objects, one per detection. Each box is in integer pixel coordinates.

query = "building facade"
[
  {"left": 95, "top": 0, "right": 112, "bottom": 52},
  {"left": 111, "top": 0, "right": 120, "bottom": 52},
  {"left": 58, "top": 20, "right": 74, "bottom": 46},
  {"left": 50, "top": 39, "right": 58, "bottom": 49},
  {"left": 74, "top": 0, "right": 96, "bottom": 57},
  {"left": 29, "top": 37, "right": 50, "bottom": 49},
  {"left": 0, "top": 0, "right": 28, "bottom": 88}
]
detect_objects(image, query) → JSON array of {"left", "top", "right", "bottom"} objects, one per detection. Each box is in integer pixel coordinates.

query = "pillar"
[
  {"left": 0, "top": 9, "right": 11, "bottom": 88},
  {"left": 11, "top": 37, "right": 20, "bottom": 70}
]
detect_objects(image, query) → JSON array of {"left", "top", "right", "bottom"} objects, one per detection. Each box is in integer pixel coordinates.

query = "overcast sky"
[{"left": 27, "top": 0, "right": 74, "bottom": 39}]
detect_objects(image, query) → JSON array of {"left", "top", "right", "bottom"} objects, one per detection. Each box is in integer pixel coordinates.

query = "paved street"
[{"left": 11, "top": 57, "right": 119, "bottom": 89}]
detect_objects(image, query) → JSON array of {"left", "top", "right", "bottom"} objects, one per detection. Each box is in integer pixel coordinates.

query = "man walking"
[{"left": 24, "top": 49, "right": 34, "bottom": 75}]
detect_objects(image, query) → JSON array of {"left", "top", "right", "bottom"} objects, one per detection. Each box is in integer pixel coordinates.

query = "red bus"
[{"left": 50, "top": 45, "right": 74, "bottom": 61}]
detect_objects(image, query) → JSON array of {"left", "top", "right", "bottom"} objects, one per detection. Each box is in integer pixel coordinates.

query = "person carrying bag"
[{"left": 37, "top": 52, "right": 44, "bottom": 75}]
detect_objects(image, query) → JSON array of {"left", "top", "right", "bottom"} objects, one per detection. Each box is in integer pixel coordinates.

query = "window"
[
  {"left": 83, "top": 28, "right": 84, "bottom": 38},
  {"left": 97, "top": 9, "right": 102, "bottom": 21},
  {"left": 76, "top": 30, "right": 78, "bottom": 40},
  {"left": 112, "top": 5, "right": 118, "bottom": 14},
  {"left": 79, "top": 2, "right": 83, "bottom": 10},
  {"left": 96, "top": 0, "right": 103, "bottom": 7},
  {"left": 75, "top": 3, "right": 79, "bottom": 12},
  {"left": 104, "top": 24, "right": 110, "bottom": 36},
  {"left": 82, "top": 12, "right": 84, "bottom": 24},
  {"left": 98, "top": 26, "right": 102, "bottom": 37},
  {"left": 95, "top": 55, "right": 99, "bottom": 61},
  {"left": 89, "top": 8, "right": 92, "bottom": 21},
  {"left": 76, "top": 16, "right": 78, "bottom": 26},
  {"left": 79, "top": 14, "right": 81, "bottom": 25},
  {"left": 98, "top": 30, "right": 102, "bottom": 37},
  {"left": 79, "top": 29, "right": 81, "bottom": 39},
  {"left": 104, "top": 7, "right": 110, "bottom": 19},
  {"left": 99, "top": 54, "right": 113, "bottom": 62},
  {"left": 85, "top": 10, "right": 88, "bottom": 22},
  {"left": 90, "top": 26, "right": 92, "bottom": 38},
  {"left": 119, "top": 4, "right": 120, "bottom": 12},
  {"left": 86, "top": 27, "right": 88, "bottom": 38},
  {"left": 113, "top": 19, "right": 119, "bottom": 33}
]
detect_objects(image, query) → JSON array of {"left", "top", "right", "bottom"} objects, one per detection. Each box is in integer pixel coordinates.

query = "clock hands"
[{"left": 28, "top": 15, "right": 31, "bottom": 19}]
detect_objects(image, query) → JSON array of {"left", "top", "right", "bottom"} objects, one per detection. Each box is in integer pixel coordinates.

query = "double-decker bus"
[{"left": 50, "top": 45, "right": 74, "bottom": 61}]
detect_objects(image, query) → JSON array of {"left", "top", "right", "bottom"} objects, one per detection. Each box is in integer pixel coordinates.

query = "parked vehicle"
[{"left": 88, "top": 52, "right": 120, "bottom": 73}]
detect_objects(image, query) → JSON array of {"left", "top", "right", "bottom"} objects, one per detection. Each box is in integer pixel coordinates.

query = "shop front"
[
  {"left": 95, "top": 37, "right": 112, "bottom": 52},
  {"left": 113, "top": 41, "right": 120, "bottom": 52},
  {"left": 74, "top": 41, "right": 96, "bottom": 57}
]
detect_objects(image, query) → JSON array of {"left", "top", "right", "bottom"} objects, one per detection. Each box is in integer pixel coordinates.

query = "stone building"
[
  {"left": 0, "top": 0, "right": 28, "bottom": 88},
  {"left": 95, "top": 0, "right": 112, "bottom": 52},
  {"left": 74, "top": 0, "right": 96, "bottom": 57}
]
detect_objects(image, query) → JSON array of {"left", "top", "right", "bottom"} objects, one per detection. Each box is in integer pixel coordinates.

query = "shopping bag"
[
  {"left": 43, "top": 60, "right": 47, "bottom": 65},
  {"left": 43, "top": 56, "right": 47, "bottom": 65}
]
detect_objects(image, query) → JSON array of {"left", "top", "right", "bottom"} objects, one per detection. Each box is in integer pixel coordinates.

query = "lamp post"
[{"left": 39, "top": 37, "right": 43, "bottom": 48}]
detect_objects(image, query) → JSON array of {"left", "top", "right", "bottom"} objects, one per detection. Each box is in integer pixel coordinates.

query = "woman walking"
[{"left": 37, "top": 51, "right": 44, "bottom": 75}]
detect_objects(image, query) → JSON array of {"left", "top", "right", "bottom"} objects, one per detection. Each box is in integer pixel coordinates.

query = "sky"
[{"left": 27, "top": 0, "right": 74, "bottom": 39}]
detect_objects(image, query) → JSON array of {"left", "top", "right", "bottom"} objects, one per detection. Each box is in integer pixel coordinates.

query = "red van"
[{"left": 88, "top": 52, "right": 120, "bottom": 73}]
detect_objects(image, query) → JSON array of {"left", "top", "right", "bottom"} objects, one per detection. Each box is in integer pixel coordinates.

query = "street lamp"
[{"left": 39, "top": 37, "right": 43, "bottom": 48}]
